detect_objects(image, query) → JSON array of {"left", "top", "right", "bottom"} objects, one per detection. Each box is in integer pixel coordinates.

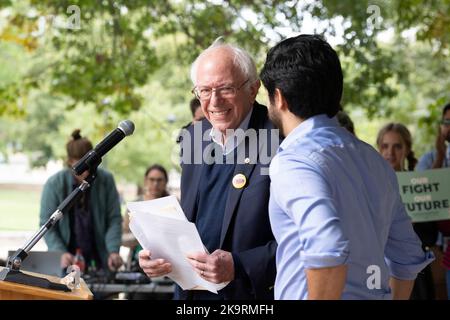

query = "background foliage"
[{"left": 0, "top": 0, "right": 449, "bottom": 184}]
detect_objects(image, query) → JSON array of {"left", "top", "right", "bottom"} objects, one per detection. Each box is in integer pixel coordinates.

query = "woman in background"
[
  {"left": 121, "top": 164, "right": 171, "bottom": 299},
  {"left": 142, "top": 164, "right": 170, "bottom": 199},
  {"left": 122, "top": 164, "right": 169, "bottom": 264},
  {"left": 377, "top": 123, "right": 437, "bottom": 300}
]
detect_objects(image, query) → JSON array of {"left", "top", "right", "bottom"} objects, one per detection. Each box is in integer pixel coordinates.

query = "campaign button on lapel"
[{"left": 232, "top": 173, "right": 247, "bottom": 189}]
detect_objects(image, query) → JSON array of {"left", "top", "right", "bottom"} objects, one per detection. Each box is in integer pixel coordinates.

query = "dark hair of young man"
[{"left": 260, "top": 34, "right": 342, "bottom": 119}]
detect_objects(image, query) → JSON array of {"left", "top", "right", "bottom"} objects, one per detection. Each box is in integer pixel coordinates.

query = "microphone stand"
[{"left": 0, "top": 162, "right": 99, "bottom": 291}]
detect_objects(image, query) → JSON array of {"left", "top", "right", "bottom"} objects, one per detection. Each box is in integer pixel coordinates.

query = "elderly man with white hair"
[{"left": 139, "top": 40, "right": 279, "bottom": 300}]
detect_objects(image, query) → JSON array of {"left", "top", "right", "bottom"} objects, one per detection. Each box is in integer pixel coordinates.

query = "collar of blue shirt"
[{"left": 279, "top": 114, "right": 340, "bottom": 152}]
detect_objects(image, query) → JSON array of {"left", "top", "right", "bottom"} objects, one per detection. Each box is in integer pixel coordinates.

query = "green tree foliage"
[
  {"left": 2, "top": 0, "right": 447, "bottom": 117},
  {"left": 0, "top": 0, "right": 449, "bottom": 182}
]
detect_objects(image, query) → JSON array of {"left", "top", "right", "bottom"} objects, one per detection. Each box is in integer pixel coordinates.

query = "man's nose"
[{"left": 209, "top": 90, "right": 223, "bottom": 105}]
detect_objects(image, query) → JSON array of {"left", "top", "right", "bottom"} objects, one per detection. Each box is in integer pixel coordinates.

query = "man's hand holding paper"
[
  {"left": 139, "top": 250, "right": 172, "bottom": 277},
  {"left": 128, "top": 196, "right": 229, "bottom": 293},
  {"left": 187, "top": 249, "right": 235, "bottom": 284}
]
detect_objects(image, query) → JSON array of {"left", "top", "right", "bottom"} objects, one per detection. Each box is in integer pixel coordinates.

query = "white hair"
[{"left": 190, "top": 38, "right": 258, "bottom": 87}]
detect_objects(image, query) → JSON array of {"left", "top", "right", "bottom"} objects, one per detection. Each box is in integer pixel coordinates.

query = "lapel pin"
[{"left": 232, "top": 173, "right": 247, "bottom": 189}]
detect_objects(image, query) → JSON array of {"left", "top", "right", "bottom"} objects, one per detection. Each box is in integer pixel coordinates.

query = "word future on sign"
[{"left": 397, "top": 168, "right": 450, "bottom": 223}]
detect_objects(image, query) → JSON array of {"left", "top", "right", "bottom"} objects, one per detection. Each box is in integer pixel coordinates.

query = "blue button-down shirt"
[{"left": 269, "top": 114, "right": 434, "bottom": 300}]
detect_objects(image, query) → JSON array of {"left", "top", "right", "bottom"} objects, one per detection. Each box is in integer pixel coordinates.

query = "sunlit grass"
[{"left": 0, "top": 189, "right": 41, "bottom": 231}]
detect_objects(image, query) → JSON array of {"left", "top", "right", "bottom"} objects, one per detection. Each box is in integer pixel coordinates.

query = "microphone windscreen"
[{"left": 118, "top": 120, "right": 135, "bottom": 136}]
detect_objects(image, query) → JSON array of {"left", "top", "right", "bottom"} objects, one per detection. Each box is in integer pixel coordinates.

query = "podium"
[{"left": 0, "top": 267, "right": 93, "bottom": 300}]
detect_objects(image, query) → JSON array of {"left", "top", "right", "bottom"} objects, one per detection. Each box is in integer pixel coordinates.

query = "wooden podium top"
[{"left": 0, "top": 267, "right": 93, "bottom": 300}]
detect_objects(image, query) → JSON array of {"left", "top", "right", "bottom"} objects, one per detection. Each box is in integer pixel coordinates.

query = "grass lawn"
[
  {"left": 0, "top": 189, "right": 41, "bottom": 231},
  {"left": 0, "top": 187, "right": 128, "bottom": 231}
]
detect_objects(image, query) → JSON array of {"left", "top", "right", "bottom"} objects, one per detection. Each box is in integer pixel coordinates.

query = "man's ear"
[
  {"left": 274, "top": 88, "right": 288, "bottom": 112},
  {"left": 250, "top": 79, "right": 261, "bottom": 99}
]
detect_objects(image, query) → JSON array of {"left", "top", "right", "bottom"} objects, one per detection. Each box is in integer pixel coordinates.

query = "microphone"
[{"left": 72, "top": 120, "right": 135, "bottom": 175}]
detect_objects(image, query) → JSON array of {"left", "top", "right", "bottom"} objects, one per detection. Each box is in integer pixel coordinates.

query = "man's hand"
[
  {"left": 436, "top": 125, "right": 448, "bottom": 156},
  {"left": 433, "top": 125, "right": 448, "bottom": 168},
  {"left": 187, "top": 249, "right": 234, "bottom": 284},
  {"left": 60, "top": 252, "right": 74, "bottom": 269},
  {"left": 108, "top": 252, "right": 123, "bottom": 271},
  {"left": 138, "top": 249, "right": 172, "bottom": 278}
]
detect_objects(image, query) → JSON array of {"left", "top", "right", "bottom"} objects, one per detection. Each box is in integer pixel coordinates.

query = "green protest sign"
[{"left": 396, "top": 168, "right": 450, "bottom": 222}]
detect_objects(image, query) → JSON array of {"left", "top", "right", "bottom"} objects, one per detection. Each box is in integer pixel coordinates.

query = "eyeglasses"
[
  {"left": 441, "top": 119, "right": 450, "bottom": 127},
  {"left": 192, "top": 79, "right": 250, "bottom": 101},
  {"left": 146, "top": 177, "right": 165, "bottom": 184}
]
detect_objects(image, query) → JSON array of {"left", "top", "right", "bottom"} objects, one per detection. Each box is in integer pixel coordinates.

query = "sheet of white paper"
[
  {"left": 127, "top": 195, "right": 187, "bottom": 221},
  {"left": 128, "top": 202, "right": 228, "bottom": 293}
]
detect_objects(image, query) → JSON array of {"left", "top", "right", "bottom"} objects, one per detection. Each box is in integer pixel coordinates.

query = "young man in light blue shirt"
[{"left": 260, "top": 34, "right": 434, "bottom": 300}]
